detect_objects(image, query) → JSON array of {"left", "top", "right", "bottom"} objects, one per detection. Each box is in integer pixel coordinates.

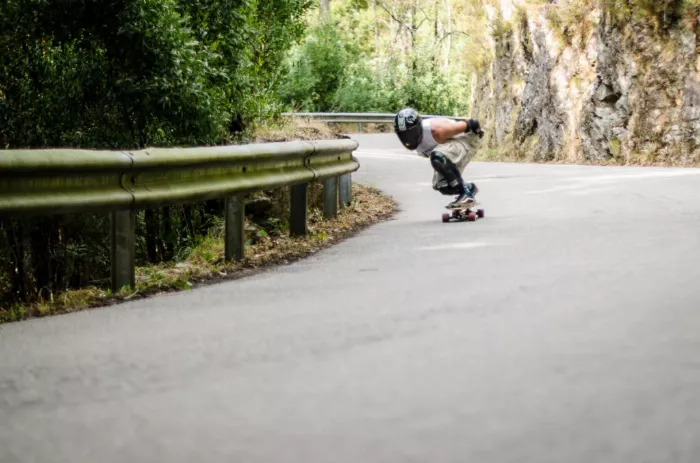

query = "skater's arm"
[{"left": 430, "top": 118, "right": 483, "bottom": 143}]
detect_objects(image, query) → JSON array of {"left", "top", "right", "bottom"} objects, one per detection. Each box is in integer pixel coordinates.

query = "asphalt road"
[{"left": 3, "top": 134, "right": 700, "bottom": 462}]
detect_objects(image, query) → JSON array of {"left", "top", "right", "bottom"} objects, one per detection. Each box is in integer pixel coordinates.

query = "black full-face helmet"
[{"left": 394, "top": 108, "right": 423, "bottom": 150}]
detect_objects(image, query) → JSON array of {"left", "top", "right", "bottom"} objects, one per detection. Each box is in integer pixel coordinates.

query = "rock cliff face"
[{"left": 469, "top": 0, "right": 700, "bottom": 165}]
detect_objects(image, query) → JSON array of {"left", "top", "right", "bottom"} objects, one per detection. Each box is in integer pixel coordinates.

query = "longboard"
[{"left": 442, "top": 201, "right": 484, "bottom": 223}]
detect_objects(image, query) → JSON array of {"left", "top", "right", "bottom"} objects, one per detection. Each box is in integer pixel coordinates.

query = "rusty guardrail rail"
[{"left": 0, "top": 139, "right": 360, "bottom": 291}]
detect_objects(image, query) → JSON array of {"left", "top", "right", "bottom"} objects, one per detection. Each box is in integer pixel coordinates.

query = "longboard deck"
[{"left": 445, "top": 200, "right": 480, "bottom": 211}]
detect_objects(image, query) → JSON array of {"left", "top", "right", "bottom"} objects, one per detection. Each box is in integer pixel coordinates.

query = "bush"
[
  {"left": 0, "top": 0, "right": 309, "bottom": 149},
  {"left": 280, "top": 24, "right": 359, "bottom": 111}
]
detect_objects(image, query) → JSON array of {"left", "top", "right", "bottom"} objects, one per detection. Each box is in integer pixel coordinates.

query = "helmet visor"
[{"left": 396, "top": 123, "right": 423, "bottom": 150}]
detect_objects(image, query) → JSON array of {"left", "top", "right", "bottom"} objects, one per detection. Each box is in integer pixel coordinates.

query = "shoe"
[
  {"left": 447, "top": 193, "right": 476, "bottom": 209},
  {"left": 466, "top": 183, "right": 479, "bottom": 196}
]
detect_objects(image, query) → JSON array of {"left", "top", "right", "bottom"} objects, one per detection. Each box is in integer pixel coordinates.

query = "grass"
[
  {"left": 333, "top": 122, "right": 393, "bottom": 134},
  {"left": 250, "top": 116, "right": 339, "bottom": 142},
  {"left": 0, "top": 184, "right": 398, "bottom": 324},
  {"left": 249, "top": 117, "right": 392, "bottom": 140}
]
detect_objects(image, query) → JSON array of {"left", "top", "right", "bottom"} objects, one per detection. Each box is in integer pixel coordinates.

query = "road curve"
[{"left": 3, "top": 134, "right": 700, "bottom": 462}]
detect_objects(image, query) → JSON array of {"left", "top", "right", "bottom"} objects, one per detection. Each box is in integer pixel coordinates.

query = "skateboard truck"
[{"left": 442, "top": 204, "right": 484, "bottom": 223}]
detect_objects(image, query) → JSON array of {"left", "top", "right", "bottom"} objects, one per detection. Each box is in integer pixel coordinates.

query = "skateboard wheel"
[
  {"left": 477, "top": 209, "right": 484, "bottom": 218},
  {"left": 442, "top": 213, "right": 450, "bottom": 223},
  {"left": 467, "top": 212, "right": 477, "bottom": 222}
]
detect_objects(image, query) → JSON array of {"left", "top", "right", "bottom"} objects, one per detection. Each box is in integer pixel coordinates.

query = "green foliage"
[
  {"left": 542, "top": 0, "right": 595, "bottom": 47},
  {"left": 399, "top": 60, "right": 470, "bottom": 116},
  {"left": 280, "top": 24, "right": 358, "bottom": 111},
  {"left": 632, "top": 0, "right": 686, "bottom": 26},
  {"left": 281, "top": 23, "right": 469, "bottom": 115},
  {"left": 331, "top": 61, "right": 388, "bottom": 111},
  {"left": 0, "top": 0, "right": 216, "bottom": 148},
  {"left": 0, "top": 0, "right": 309, "bottom": 149},
  {"left": 605, "top": 0, "right": 693, "bottom": 30},
  {"left": 491, "top": 12, "right": 514, "bottom": 42}
]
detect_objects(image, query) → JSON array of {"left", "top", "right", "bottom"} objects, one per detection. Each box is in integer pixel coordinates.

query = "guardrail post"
[
  {"left": 339, "top": 174, "right": 352, "bottom": 209},
  {"left": 357, "top": 122, "right": 363, "bottom": 133},
  {"left": 290, "top": 183, "right": 308, "bottom": 236},
  {"left": 323, "top": 177, "right": 338, "bottom": 219},
  {"left": 110, "top": 210, "right": 135, "bottom": 293},
  {"left": 225, "top": 195, "right": 245, "bottom": 261}
]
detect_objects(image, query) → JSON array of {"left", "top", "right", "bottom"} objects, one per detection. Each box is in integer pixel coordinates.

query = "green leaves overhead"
[
  {"left": 279, "top": 1, "right": 470, "bottom": 115},
  {"left": 0, "top": 0, "right": 309, "bottom": 149}
]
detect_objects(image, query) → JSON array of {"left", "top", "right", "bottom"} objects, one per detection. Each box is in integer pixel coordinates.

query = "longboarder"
[{"left": 393, "top": 107, "right": 484, "bottom": 209}]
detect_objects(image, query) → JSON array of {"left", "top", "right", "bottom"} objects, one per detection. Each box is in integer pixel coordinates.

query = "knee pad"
[{"left": 430, "top": 151, "right": 462, "bottom": 187}]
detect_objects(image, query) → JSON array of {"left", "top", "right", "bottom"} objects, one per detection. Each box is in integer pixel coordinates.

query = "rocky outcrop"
[{"left": 469, "top": 1, "right": 700, "bottom": 165}]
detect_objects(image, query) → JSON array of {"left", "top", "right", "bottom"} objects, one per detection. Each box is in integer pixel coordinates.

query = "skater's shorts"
[{"left": 433, "top": 133, "right": 481, "bottom": 171}]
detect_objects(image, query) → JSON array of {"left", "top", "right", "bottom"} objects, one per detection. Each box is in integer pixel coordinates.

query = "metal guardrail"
[
  {"left": 0, "top": 139, "right": 360, "bottom": 291},
  {"left": 281, "top": 112, "right": 444, "bottom": 132}
]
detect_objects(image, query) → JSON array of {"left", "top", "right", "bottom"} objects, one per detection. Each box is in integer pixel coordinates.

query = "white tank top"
[{"left": 415, "top": 120, "right": 438, "bottom": 156}]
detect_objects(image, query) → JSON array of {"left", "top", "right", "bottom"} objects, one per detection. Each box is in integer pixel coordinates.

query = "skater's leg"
[
  {"left": 430, "top": 150, "right": 467, "bottom": 195},
  {"left": 433, "top": 135, "right": 482, "bottom": 206},
  {"left": 430, "top": 151, "right": 476, "bottom": 207}
]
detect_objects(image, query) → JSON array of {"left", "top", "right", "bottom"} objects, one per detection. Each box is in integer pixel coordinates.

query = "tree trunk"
[
  {"left": 183, "top": 205, "right": 197, "bottom": 242},
  {"left": 7, "top": 220, "right": 28, "bottom": 302},
  {"left": 373, "top": 0, "right": 380, "bottom": 52},
  {"left": 434, "top": 2, "right": 439, "bottom": 41},
  {"left": 145, "top": 209, "right": 159, "bottom": 263},
  {"left": 161, "top": 206, "right": 174, "bottom": 261},
  {"left": 444, "top": 0, "right": 452, "bottom": 71},
  {"left": 30, "top": 218, "right": 51, "bottom": 299},
  {"left": 409, "top": 3, "right": 417, "bottom": 74},
  {"left": 48, "top": 218, "right": 60, "bottom": 292},
  {"left": 54, "top": 221, "right": 65, "bottom": 291},
  {"left": 320, "top": 0, "right": 330, "bottom": 22}
]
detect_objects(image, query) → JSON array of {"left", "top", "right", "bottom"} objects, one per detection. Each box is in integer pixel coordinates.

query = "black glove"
[{"left": 465, "top": 119, "right": 484, "bottom": 138}]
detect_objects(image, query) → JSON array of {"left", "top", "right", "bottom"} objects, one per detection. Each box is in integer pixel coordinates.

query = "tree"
[{"left": 0, "top": 0, "right": 309, "bottom": 150}]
